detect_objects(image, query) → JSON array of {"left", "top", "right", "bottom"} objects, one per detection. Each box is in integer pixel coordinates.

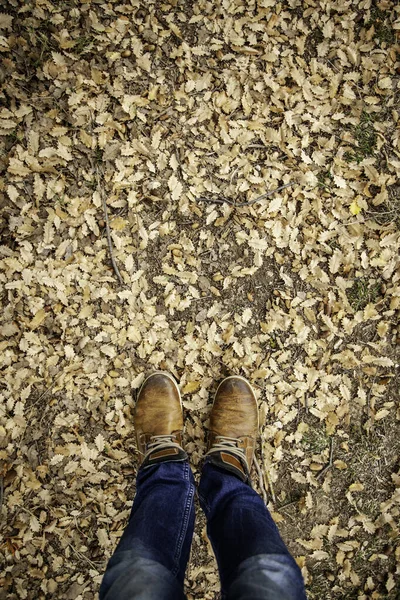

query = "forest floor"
[{"left": 0, "top": 1, "right": 400, "bottom": 598}]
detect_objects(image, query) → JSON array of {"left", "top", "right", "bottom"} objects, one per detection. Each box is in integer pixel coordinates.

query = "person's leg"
[
  {"left": 199, "top": 461, "right": 305, "bottom": 600},
  {"left": 199, "top": 376, "right": 306, "bottom": 600},
  {"left": 100, "top": 373, "right": 195, "bottom": 600},
  {"left": 100, "top": 460, "right": 195, "bottom": 600}
]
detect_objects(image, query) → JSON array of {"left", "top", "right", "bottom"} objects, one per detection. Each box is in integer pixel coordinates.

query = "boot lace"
[
  {"left": 206, "top": 435, "right": 249, "bottom": 468},
  {"left": 143, "top": 434, "right": 182, "bottom": 461}
]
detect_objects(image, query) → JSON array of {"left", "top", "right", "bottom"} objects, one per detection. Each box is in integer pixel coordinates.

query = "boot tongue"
[{"left": 206, "top": 450, "right": 250, "bottom": 484}]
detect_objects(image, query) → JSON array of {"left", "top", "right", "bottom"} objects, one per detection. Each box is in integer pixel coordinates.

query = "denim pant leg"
[
  {"left": 100, "top": 460, "right": 196, "bottom": 600},
  {"left": 198, "top": 461, "right": 307, "bottom": 600}
]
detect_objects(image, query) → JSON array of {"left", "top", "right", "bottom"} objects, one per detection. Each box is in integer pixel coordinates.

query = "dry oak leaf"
[
  {"left": 29, "top": 309, "right": 47, "bottom": 330},
  {"left": 168, "top": 174, "right": 183, "bottom": 201}
]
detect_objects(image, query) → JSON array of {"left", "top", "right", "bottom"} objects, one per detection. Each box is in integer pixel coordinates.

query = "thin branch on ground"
[
  {"left": 316, "top": 437, "right": 334, "bottom": 481},
  {"left": 258, "top": 426, "right": 277, "bottom": 504},
  {"left": 174, "top": 144, "right": 184, "bottom": 181},
  {"left": 197, "top": 195, "right": 235, "bottom": 205},
  {"left": 264, "top": 463, "right": 276, "bottom": 504},
  {"left": 254, "top": 455, "right": 268, "bottom": 505},
  {"left": 197, "top": 181, "right": 294, "bottom": 208},
  {"left": 254, "top": 449, "right": 277, "bottom": 505},
  {"left": 94, "top": 164, "right": 124, "bottom": 285},
  {"left": 278, "top": 496, "right": 301, "bottom": 510},
  {"left": 365, "top": 374, "right": 378, "bottom": 437},
  {"left": 68, "top": 543, "right": 100, "bottom": 570},
  {"left": 236, "top": 182, "right": 294, "bottom": 206},
  {"left": 19, "top": 505, "right": 37, "bottom": 518},
  {"left": 29, "top": 369, "right": 65, "bottom": 410}
]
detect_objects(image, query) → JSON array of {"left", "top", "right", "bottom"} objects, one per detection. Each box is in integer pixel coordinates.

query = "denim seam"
[
  {"left": 197, "top": 491, "right": 210, "bottom": 514},
  {"left": 172, "top": 462, "right": 195, "bottom": 577}
]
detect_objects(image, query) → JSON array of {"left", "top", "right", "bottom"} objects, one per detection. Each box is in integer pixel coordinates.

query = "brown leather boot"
[
  {"left": 134, "top": 372, "right": 187, "bottom": 468},
  {"left": 206, "top": 375, "right": 258, "bottom": 483}
]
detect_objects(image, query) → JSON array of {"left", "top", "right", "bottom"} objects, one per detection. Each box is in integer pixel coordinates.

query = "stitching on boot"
[
  {"left": 150, "top": 447, "right": 179, "bottom": 460},
  {"left": 220, "top": 452, "right": 246, "bottom": 475}
]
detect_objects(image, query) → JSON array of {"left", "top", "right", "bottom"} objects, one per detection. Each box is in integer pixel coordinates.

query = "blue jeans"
[{"left": 100, "top": 460, "right": 306, "bottom": 600}]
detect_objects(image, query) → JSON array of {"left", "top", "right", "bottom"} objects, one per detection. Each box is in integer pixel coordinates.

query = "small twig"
[
  {"left": 197, "top": 195, "right": 235, "bottom": 206},
  {"left": 254, "top": 448, "right": 276, "bottom": 505},
  {"left": 230, "top": 166, "right": 240, "bottom": 183},
  {"left": 365, "top": 374, "right": 377, "bottom": 436},
  {"left": 197, "top": 181, "right": 293, "bottom": 208},
  {"left": 174, "top": 144, "right": 184, "bottom": 181},
  {"left": 68, "top": 544, "right": 99, "bottom": 570},
  {"left": 278, "top": 497, "right": 301, "bottom": 510},
  {"left": 29, "top": 370, "right": 65, "bottom": 409},
  {"left": 0, "top": 477, "right": 3, "bottom": 514},
  {"left": 87, "top": 110, "right": 123, "bottom": 286},
  {"left": 94, "top": 166, "right": 124, "bottom": 285},
  {"left": 155, "top": 13, "right": 182, "bottom": 42},
  {"left": 263, "top": 465, "right": 276, "bottom": 504},
  {"left": 257, "top": 423, "right": 277, "bottom": 505},
  {"left": 316, "top": 437, "right": 334, "bottom": 481},
  {"left": 21, "top": 366, "right": 68, "bottom": 435},
  {"left": 19, "top": 505, "right": 37, "bottom": 518},
  {"left": 254, "top": 455, "right": 268, "bottom": 505},
  {"left": 236, "top": 182, "right": 294, "bottom": 206},
  {"left": 367, "top": 208, "right": 398, "bottom": 216}
]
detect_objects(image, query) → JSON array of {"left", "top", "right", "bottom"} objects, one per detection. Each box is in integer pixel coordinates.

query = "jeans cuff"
[
  {"left": 141, "top": 448, "right": 188, "bottom": 470},
  {"left": 204, "top": 453, "right": 251, "bottom": 485}
]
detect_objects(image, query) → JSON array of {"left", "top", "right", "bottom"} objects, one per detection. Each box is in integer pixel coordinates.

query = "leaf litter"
[{"left": 0, "top": 0, "right": 400, "bottom": 598}]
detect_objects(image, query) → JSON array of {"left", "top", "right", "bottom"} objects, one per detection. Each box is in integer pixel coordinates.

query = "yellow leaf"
[
  {"left": 350, "top": 201, "right": 361, "bottom": 215},
  {"left": 0, "top": 341, "right": 10, "bottom": 352},
  {"left": 29, "top": 309, "right": 47, "bottom": 330},
  {"left": 80, "top": 129, "right": 94, "bottom": 148},
  {"left": 334, "top": 460, "right": 348, "bottom": 470},
  {"left": 349, "top": 482, "right": 364, "bottom": 492},
  {"left": 78, "top": 305, "right": 92, "bottom": 319},
  {"left": 375, "top": 408, "right": 389, "bottom": 420},
  {"left": 148, "top": 85, "right": 159, "bottom": 101},
  {"left": 110, "top": 217, "right": 128, "bottom": 231},
  {"left": 183, "top": 381, "right": 201, "bottom": 394}
]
